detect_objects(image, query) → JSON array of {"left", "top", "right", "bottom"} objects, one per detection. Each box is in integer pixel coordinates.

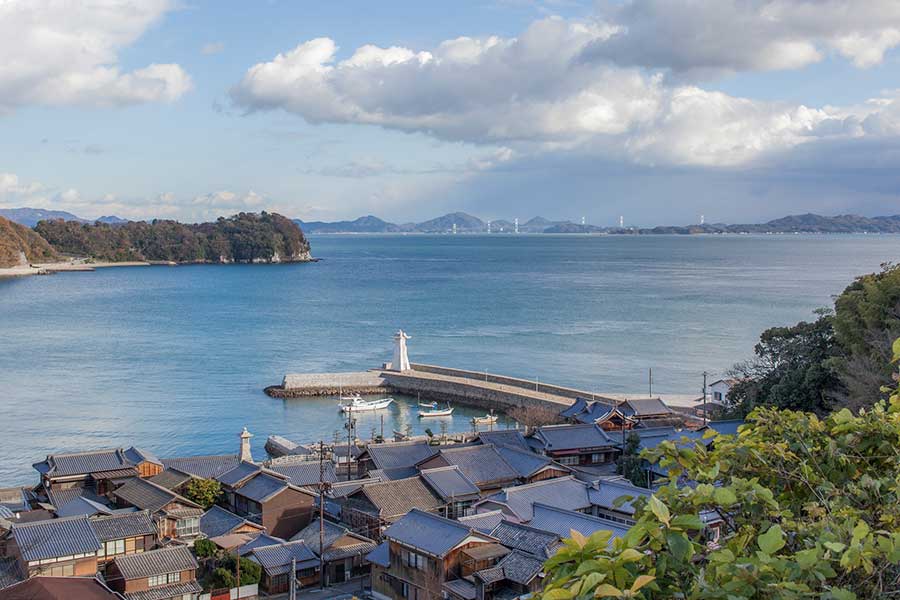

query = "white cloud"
[
  {"left": 0, "top": 0, "right": 191, "bottom": 113},
  {"left": 586, "top": 0, "right": 900, "bottom": 73},
  {"left": 231, "top": 15, "right": 900, "bottom": 169}
]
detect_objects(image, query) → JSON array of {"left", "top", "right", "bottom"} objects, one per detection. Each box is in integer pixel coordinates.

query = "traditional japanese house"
[
  {"left": 416, "top": 445, "right": 520, "bottom": 494},
  {"left": 199, "top": 505, "right": 265, "bottom": 539},
  {"left": 0, "top": 576, "right": 122, "bottom": 600},
  {"left": 33, "top": 448, "right": 163, "bottom": 500},
  {"left": 160, "top": 455, "right": 240, "bottom": 480},
  {"left": 106, "top": 545, "right": 201, "bottom": 600},
  {"left": 8, "top": 515, "right": 101, "bottom": 578},
  {"left": 419, "top": 466, "right": 480, "bottom": 519},
  {"left": 356, "top": 441, "right": 437, "bottom": 478},
  {"left": 146, "top": 468, "right": 194, "bottom": 495},
  {"left": 493, "top": 445, "right": 571, "bottom": 483},
  {"left": 339, "top": 476, "right": 443, "bottom": 540},
  {"left": 112, "top": 478, "right": 203, "bottom": 542},
  {"left": 89, "top": 511, "right": 158, "bottom": 571},
  {"left": 216, "top": 463, "right": 316, "bottom": 539},
  {"left": 248, "top": 539, "right": 320, "bottom": 593},
  {"left": 291, "top": 517, "right": 377, "bottom": 585},
  {"left": 371, "top": 509, "right": 498, "bottom": 600},
  {"left": 526, "top": 424, "right": 620, "bottom": 470},
  {"left": 472, "top": 476, "right": 596, "bottom": 522}
]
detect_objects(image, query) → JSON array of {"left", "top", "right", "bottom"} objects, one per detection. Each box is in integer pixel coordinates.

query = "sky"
[{"left": 1, "top": 0, "right": 900, "bottom": 226}]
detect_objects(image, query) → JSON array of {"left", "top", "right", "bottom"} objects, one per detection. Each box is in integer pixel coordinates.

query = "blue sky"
[{"left": 1, "top": 0, "right": 900, "bottom": 225}]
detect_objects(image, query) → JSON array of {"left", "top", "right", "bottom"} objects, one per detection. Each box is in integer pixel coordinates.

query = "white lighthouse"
[{"left": 392, "top": 330, "right": 412, "bottom": 372}]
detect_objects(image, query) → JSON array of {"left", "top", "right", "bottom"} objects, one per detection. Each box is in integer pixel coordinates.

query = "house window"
[
  {"left": 104, "top": 539, "right": 126, "bottom": 557},
  {"left": 149, "top": 572, "right": 181, "bottom": 587},
  {"left": 176, "top": 516, "right": 200, "bottom": 537},
  {"left": 557, "top": 455, "right": 579, "bottom": 466},
  {"left": 714, "top": 392, "right": 723, "bottom": 402}
]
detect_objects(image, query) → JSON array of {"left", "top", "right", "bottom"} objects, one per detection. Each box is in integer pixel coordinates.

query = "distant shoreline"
[{"left": 0, "top": 258, "right": 318, "bottom": 279}]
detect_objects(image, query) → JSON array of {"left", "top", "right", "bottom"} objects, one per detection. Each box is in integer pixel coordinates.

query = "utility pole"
[
  {"left": 649, "top": 368, "right": 653, "bottom": 398},
  {"left": 290, "top": 557, "right": 297, "bottom": 600},
  {"left": 380, "top": 414, "right": 384, "bottom": 440},
  {"left": 345, "top": 411, "right": 356, "bottom": 481},
  {"left": 318, "top": 440, "right": 330, "bottom": 589},
  {"left": 702, "top": 371, "right": 709, "bottom": 426}
]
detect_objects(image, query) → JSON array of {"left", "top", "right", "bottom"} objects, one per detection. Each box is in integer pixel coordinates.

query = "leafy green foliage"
[
  {"left": 183, "top": 477, "right": 222, "bottom": 509},
  {"left": 539, "top": 341, "right": 900, "bottom": 598},
  {"left": 33, "top": 212, "right": 311, "bottom": 263},
  {"left": 206, "top": 567, "right": 235, "bottom": 591},
  {"left": 221, "top": 554, "right": 262, "bottom": 585},
  {"left": 617, "top": 432, "right": 647, "bottom": 488},
  {"left": 193, "top": 538, "right": 218, "bottom": 558}
]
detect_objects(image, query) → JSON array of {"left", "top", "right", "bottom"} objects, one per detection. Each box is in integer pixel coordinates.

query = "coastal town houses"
[
  {"left": 199, "top": 505, "right": 265, "bottom": 541},
  {"left": 526, "top": 423, "right": 620, "bottom": 471},
  {"left": 112, "top": 478, "right": 203, "bottom": 542},
  {"left": 105, "top": 545, "right": 201, "bottom": 600},
  {"left": 369, "top": 509, "right": 498, "bottom": 600},
  {"left": 338, "top": 476, "right": 444, "bottom": 540},
  {"left": 7, "top": 516, "right": 102, "bottom": 578},
  {"left": 356, "top": 440, "right": 438, "bottom": 479},
  {"left": 32, "top": 448, "right": 163, "bottom": 509},
  {"left": 215, "top": 462, "right": 316, "bottom": 539},
  {"left": 416, "top": 445, "right": 520, "bottom": 494},
  {"left": 91, "top": 511, "right": 159, "bottom": 572},
  {"left": 248, "top": 539, "right": 320, "bottom": 593},
  {"left": 419, "top": 467, "right": 481, "bottom": 519},
  {"left": 291, "top": 517, "right": 378, "bottom": 585},
  {"left": 558, "top": 397, "right": 680, "bottom": 430}
]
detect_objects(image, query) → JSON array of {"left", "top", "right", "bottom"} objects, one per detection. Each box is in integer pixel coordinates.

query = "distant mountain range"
[
  {"left": 4, "top": 206, "right": 900, "bottom": 235},
  {"left": 297, "top": 212, "right": 900, "bottom": 234},
  {"left": 0, "top": 207, "right": 128, "bottom": 228}
]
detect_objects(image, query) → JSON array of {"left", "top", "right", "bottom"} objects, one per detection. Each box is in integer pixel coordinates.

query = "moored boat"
[
  {"left": 340, "top": 397, "right": 394, "bottom": 412},
  {"left": 418, "top": 404, "right": 454, "bottom": 418},
  {"left": 472, "top": 413, "right": 498, "bottom": 425}
]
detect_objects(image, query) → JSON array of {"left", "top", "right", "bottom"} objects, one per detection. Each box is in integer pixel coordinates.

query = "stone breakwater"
[{"left": 265, "top": 364, "right": 622, "bottom": 412}]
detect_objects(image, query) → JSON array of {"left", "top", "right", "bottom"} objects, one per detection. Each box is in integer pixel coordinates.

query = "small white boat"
[
  {"left": 418, "top": 400, "right": 438, "bottom": 409},
  {"left": 340, "top": 397, "right": 394, "bottom": 412},
  {"left": 472, "top": 413, "right": 498, "bottom": 425},
  {"left": 340, "top": 392, "right": 363, "bottom": 403},
  {"left": 418, "top": 404, "right": 454, "bottom": 418}
]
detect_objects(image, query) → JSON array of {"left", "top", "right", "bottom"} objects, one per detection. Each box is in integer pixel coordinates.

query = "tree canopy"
[
  {"left": 183, "top": 477, "right": 222, "bottom": 510},
  {"left": 33, "top": 212, "right": 311, "bottom": 263},
  {"left": 539, "top": 340, "right": 900, "bottom": 599}
]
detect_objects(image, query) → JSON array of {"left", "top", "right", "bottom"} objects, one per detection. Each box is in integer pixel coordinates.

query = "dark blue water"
[{"left": 1, "top": 234, "right": 898, "bottom": 485}]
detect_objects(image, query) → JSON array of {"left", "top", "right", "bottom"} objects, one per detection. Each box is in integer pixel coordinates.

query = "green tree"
[
  {"left": 616, "top": 431, "right": 646, "bottom": 488},
  {"left": 222, "top": 554, "right": 262, "bottom": 586},
  {"left": 539, "top": 339, "right": 900, "bottom": 598},
  {"left": 183, "top": 478, "right": 222, "bottom": 509},
  {"left": 206, "top": 567, "right": 235, "bottom": 591},
  {"left": 727, "top": 310, "right": 843, "bottom": 415},
  {"left": 832, "top": 262, "right": 900, "bottom": 409},
  {"left": 193, "top": 538, "right": 218, "bottom": 559}
]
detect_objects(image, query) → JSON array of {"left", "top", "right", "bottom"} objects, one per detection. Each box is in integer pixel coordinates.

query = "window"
[
  {"left": 714, "top": 392, "right": 723, "bottom": 402},
  {"left": 148, "top": 572, "right": 181, "bottom": 587},
  {"left": 176, "top": 516, "right": 200, "bottom": 537},
  {"left": 557, "top": 455, "right": 579, "bottom": 466},
  {"left": 104, "top": 539, "right": 126, "bottom": 557},
  {"left": 402, "top": 549, "right": 427, "bottom": 570}
]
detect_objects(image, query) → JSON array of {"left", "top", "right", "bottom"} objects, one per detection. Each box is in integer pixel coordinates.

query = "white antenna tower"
[
  {"left": 487, "top": 220, "right": 492, "bottom": 233},
  {"left": 514, "top": 218, "right": 519, "bottom": 234},
  {"left": 452, "top": 223, "right": 457, "bottom": 235},
  {"left": 700, "top": 214, "right": 705, "bottom": 225},
  {"left": 581, "top": 216, "right": 586, "bottom": 225},
  {"left": 619, "top": 215, "right": 624, "bottom": 228}
]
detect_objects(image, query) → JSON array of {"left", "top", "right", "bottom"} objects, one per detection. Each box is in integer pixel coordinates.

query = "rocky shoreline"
[{"left": 264, "top": 384, "right": 395, "bottom": 398}]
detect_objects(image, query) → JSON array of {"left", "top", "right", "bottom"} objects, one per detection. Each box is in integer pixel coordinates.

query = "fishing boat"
[
  {"left": 472, "top": 412, "right": 498, "bottom": 426},
  {"left": 340, "top": 392, "right": 362, "bottom": 403},
  {"left": 416, "top": 393, "right": 437, "bottom": 409},
  {"left": 418, "top": 404, "right": 454, "bottom": 418},
  {"left": 339, "top": 397, "right": 394, "bottom": 412}
]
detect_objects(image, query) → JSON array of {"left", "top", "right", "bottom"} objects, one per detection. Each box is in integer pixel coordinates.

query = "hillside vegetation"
[
  {"left": 34, "top": 212, "right": 311, "bottom": 263},
  {"left": 0, "top": 216, "right": 58, "bottom": 267}
]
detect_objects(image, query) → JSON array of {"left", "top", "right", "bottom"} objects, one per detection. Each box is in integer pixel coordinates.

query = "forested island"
[{"left": 0, "top": 212, "right": 311, "bottom": 269}]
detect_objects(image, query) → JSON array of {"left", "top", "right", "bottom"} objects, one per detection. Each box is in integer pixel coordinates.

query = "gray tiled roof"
[
  {"left": 148, "top": 468, "right": 192, "bottom": 491},
  {"left": 495, "top": 550, "right": 544, "bottom": 585},
  {"left": 495, "top": 445, "right": 561, "bottom": 479},
  {"left": 46, "top": 486, "right": 106, "bottom": 509},
  {"left": 123, "top": 447, "right": 162, "bottom": 467},
  {"left": 113, "top": 545, "right": 197, "bottom": 580},
  {"left": 479, "top": 476, "right": 592, "bottom": 521},
  {"left": 707, "top": 419, "right": 744, "bottom": 437},
  {"left": 366, "top": 541, "right": 390, "bottom": 568},
  {"left": 125, "top": 581, "right": 201, "bottom": 600},
  {"left": 559, "top": 397, "right": 588, "bottom": 418},
  {"left": 235, "top": 473, "right": 288, "bottom": 503},
  {"left": 90, "top": 511, "right": 156, "bottom": 541},
  {"left": 12, "top": 515, "right": 101, "bottom": 561},
  {"left": 35, "top": 449, "right": 129, "bottom": 477},
  {"left": 113, "top": 478, "right": 199, "bottom": 513},
  {"left": 443, "top": 578, "right": 477, "bottom": 600},
  {"left": 632, "top": 427, "right": 706, "bottom": 453},
  {"left": 290, "top": 518, "right": 376, "bottom": 561},
  {"left": 290, "top": 517, "right": 347, "bottom": 553},
  {"left": 458, "top": 510, "right": 506, "bottom": 534},
  {"left": 201, "top": 505, "right": 260, "bottom": 539},
  {"left": 55, "top": 496, "right": 114, "bottom": 518},
  {"left": 619, "top": 398, "right": 673, "bottom": 417},
  {"left": 238, "top": 533, "right": 285, "bottom": 556},
  {"left": 357, "top": 476, "right": 443, "bottom": 519},
  {"left": 269, "top": 461, "right": 337, "bottom": 487},
  {"left": 384, "top": 508, "right": 487, "bottom": 558},
  {"left": 251, "top": 540, "right": 318, "bottom": 576},
  {"left": 364, "top": 441, "right": 437, "bottom": 470},
  {"left": 161, "top": 455, "right": 240, "bottom": 479},
  {"left": 328, "top": 478, "right": 381, "bottom": 498},
  {"left": 420, "top": 466, "right": 480, "bottom": 501},
  {"left": 528, "top": 504, "right": 630, "bottom": 543},
  {"left": 489, "top": 520, "right": 560, "bottom": 558},
  {"left": 477, "top": 430, "right": 530, "bottom": 451},
  {"left": 216, "top": 462, "right": 261, "bottom": 487},
  {"left": 529, "top": 424, "right": 615, "bottom": 452},
  {"left": 367, "top": 467, "right": 418, "bottom": 481},
  {"left": 589, "top": 479, "right": 650, "bottom": 515},
  {"left": 423, "top": 445, "right": 519, "bottom": 488}
]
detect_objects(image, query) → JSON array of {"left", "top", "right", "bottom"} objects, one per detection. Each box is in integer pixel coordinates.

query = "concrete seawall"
[{"left": 265, "top": 364, "right": 620, "bottom": 413}]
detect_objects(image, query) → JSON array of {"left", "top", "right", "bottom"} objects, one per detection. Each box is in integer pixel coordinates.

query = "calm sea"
[{"left": 1, "top": 234, "right": 898, "bottom": 485}]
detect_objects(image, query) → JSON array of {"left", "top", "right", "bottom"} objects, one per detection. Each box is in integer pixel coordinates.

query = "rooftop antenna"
[{"left": 514, "top": 218, "right": 519, "bottom": 234}]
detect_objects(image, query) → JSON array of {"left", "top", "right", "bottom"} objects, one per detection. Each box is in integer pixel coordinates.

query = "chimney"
[{"left": 240, "top": 427, "right": 254, "bottom": 463}]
